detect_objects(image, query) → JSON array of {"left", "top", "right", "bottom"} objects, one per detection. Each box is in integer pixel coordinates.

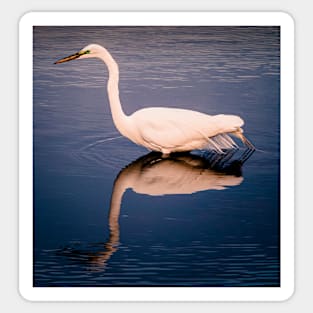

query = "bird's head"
[{"left": 54, "top": 44, "right": 104, "bottom": 64}]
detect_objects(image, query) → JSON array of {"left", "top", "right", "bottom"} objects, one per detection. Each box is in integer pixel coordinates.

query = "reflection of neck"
[
  {"left": 88, "top": 175, "right": 128, "bottom": 269},
  {"left": 108, "top": 182, "right": 123, "bottom": 243},
  {"left": 108, "top": 169, "right": 134, "bottom": 246}
]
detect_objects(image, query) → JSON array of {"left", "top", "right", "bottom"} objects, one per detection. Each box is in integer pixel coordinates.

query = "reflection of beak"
[{"left": 54, "top": 51, "right": 82, "bottom": 64}]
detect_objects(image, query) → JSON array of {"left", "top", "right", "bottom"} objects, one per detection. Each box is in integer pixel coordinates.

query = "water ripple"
[
  {"left": 34, "top": 239, "right": 279, "bottom": 287},
  {"left": 34, "top": 26, "right": 280, "bottom": 90}
]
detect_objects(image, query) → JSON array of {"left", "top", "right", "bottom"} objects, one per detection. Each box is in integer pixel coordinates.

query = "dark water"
[{"left": 33, "top": 26, "right": 280, "bottom": 287}]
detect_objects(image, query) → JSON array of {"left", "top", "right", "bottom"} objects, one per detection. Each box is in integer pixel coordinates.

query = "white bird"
[{"left": 55, "top": 43, "right": 255, "bottom": 155}]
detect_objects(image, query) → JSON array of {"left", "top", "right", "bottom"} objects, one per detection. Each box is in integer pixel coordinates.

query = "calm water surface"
[{"left": 33, "top": 27, "right": 280, "bottom": 287}]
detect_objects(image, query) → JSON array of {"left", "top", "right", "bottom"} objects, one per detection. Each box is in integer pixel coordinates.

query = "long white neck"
[{"left": 97, "top": 48, "right": 130, "bottom": 136}]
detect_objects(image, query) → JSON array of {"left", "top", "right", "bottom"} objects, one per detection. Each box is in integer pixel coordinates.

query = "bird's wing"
[{"left": 132, "top": 107, "right": 240, "bottom": 152}]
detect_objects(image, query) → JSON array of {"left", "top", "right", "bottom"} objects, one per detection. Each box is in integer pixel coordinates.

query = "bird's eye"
[{"left": 85, "top": 50, "right": 91, "bottom": 54}]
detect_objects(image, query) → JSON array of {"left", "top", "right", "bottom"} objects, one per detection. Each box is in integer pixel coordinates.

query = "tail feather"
[
  {"left": 204, "top": 114, "right": 245, "bottom": 153},
  {"left": 205, "top": 133, "right": 238, "bottom": 153},
  {"left": 215, "top": 133, "right": 238, "bottom": 148}
]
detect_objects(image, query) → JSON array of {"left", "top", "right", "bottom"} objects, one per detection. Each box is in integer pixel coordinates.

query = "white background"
[{"left": 1, "top": 0, "right": 309, "bottom": 311}]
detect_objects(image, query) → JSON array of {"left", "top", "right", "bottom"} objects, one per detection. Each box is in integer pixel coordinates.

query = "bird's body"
[
  {"left": 129, "top": 107, "right": 243, "bottom": 154},
  {"left": 55, "top": 44, "right": 254, "bottom": 155}
]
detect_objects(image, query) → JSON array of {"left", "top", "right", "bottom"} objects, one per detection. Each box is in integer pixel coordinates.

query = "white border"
[{"left": 19, "top": 12, "right": 294, "bottom": 302}]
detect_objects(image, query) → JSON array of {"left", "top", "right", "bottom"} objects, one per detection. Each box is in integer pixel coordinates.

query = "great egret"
[{"left": 55, "top": 44, "right": 255, "bottom": 155}]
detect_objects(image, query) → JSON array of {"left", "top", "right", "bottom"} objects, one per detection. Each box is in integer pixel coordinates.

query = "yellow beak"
[{"left": 54, "top": 51, "right": 82, "bottom": 64}]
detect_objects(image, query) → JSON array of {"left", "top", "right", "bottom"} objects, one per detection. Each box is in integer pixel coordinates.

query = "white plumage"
[
  {"left": 55, "top": 43, "right": 254, "bottom": 155},
  {"left": 131, "top": 108, "right": 243, "bottom": 154}
]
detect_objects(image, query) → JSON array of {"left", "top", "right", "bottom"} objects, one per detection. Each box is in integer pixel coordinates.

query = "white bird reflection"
[{"left": 86, "top": 150, "right": 250, "bottom": 270}]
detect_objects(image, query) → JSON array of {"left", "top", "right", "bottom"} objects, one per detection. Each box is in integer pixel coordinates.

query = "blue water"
[{"left": 33, "top": 26, "right": 280, "bottom": 287}]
